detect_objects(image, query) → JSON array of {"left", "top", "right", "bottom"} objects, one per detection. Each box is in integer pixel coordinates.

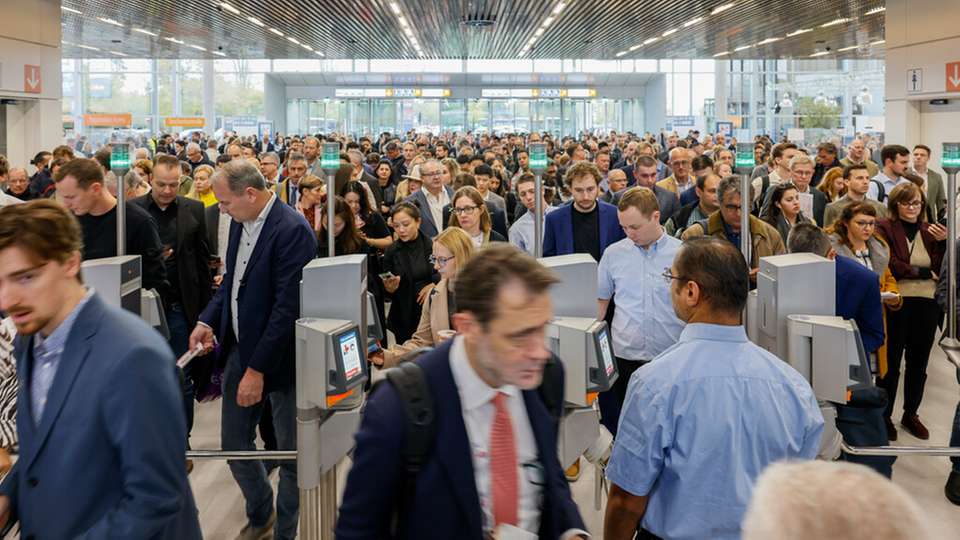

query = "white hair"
[
  {"left": 186, "top": 142, "right": 202, "bottom": 154},
  {"left": 134, "top": 147, "right": 150, "bottom": 160},
  {"left": 742, "top": 460, "right": 931, "bottom": 540},
  {"left": 788, "top": 153, "right": 815, "bottom": 170}
]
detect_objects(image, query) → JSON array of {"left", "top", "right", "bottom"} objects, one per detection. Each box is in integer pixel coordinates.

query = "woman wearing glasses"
[
  {"left": 372, "top": 227, "right": 475, "bottom": 369},
  {"left": 827, "top": 201, "right": 903, "bottom": 383},
  {"left": 381, "top": 203, "right": 439, "bottom": 344},
  {"left": 876, "top": 183, "right": 947, "bottom": 441},
  {"left": 447, "top": 186, "right": 506, "bottom": 248}
]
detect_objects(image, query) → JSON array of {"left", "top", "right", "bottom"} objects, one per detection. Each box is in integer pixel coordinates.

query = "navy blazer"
[
  {"left": 199, "top": 197, "right": 317, "bottom": 391},
  {"left": 835, "top": 255, "right": 885, "bottom": 353},
  {"left": 0, "top": 293, "right": 201, "bottom": 539},
  {"left": 404, "top": 186, "right": 454, "bottom": 238},
  {"left": 543, "top": 200, "right": 625, "bottom": 257},
  {"left": 336, "top": 341, "right": 585, "bottom": 539}
]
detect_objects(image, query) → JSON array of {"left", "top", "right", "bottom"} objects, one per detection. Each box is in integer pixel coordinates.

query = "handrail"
[{"left": 841, "top": 440, "right": 960, "bottom": 457}]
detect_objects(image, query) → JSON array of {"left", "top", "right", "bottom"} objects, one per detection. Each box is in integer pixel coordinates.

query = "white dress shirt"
[
  {"left": 448, "top": 337, "right": 587, "bottom": 540},
  {"left": 231, "top": 194, "right": 277, "bottom": 338},
  {"left": 425, "top": 188, "right": 450, "bottom": 233}
]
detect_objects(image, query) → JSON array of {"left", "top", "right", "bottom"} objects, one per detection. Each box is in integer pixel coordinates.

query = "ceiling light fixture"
[
  {"left": 662, "top": 28, "right": 678, "bottom": 37},
  {"left": 389, "top": 2, "right": 401, "bottom": 15},
  {"left": 821, "top": 17, "right": 851, "bottom": 27},
  {"left": 212, "top": 51, "right": 226, "bottom": 56},
  {"left": 133, "top": 28, "right": 158, "bottom": 36},
  {"left": 61, "top": 6, "right": 82, "bottom": 14},
  {"left": 809, "top": 51, "right": 829, "bottom": 57},
  {"left": 247, "top": 16, "right": 265, "bottom": 27},
  {"left": 62, "top": 40, "right": 74, "bottom": 45},
  {"left": 219, "top": 2, "right": 241, "bottom": 15},
  {"left": 684, "top": 17, "right": 704, "bottom": 28},
  {"left": 269, "top": 27, "right": 284, "bottom": 36},
  {"left": 188, "top": 44, "right": 206, "bottom": 51},
  {"left": 711, "top": 3, "right": 735, "bottom": 15},
  {"left": 734, "top": 44, "right": 751, "bottom": 51},
  {"left": 97, "top": 17, "right": 124, "bottom": 27},
  {"left": 713, "top": 51, "right": 730, "bottom": 57},
  {"left": 315, "top": 50, "right": 325, "bottom": 57},
  {"left": 756, "top": 37, "right": 782, "bottom": 45},
  {"left": 787, "top": 28, "right": 812, "bottom": 37},
  {"left": 164, "top": 37, "right": 185, "bottom": 44},
  {"left": 629, "top": 44, "right": 642, "bottom": 51},
  {"left": 838, "top": 45, "right": 858, "bottom": 51},
  {"left": 615, "top": 51, "right": 627, "bottom": 57},
  {"left": 871, "top": 39, "right": 885, "bottom": 45},
  {"left": 643, "top": 37, "right": 659, "bottom": 45},
  {"left": 552, "top": 1, "right": 567, "bottom": 15},
  {"left": 866, "top": 6, "right": 886, "bottom": 15},
  {"left": 301, "top": 43, "right": 313, "bottom": 51},
  {"left": 544, "top": 16, "right": 555, "bottom": 26},
  {"left": 77, "top": 44, "right": 100, "bottom": 51},
  {"left": 522, "top": 1, "right": 565, "bottom": 56},
  {"left": 535, "top": 27, "right": 545, "bottom": 37},
  {"left": 287, "top": 36, "right": 301, "bottom": 45}
]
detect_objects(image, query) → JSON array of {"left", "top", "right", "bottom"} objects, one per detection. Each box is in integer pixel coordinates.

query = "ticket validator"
[
  {"left": 539, "top": 254, "right": 618, "bottom": 473},
  {"left": 296, "top": 255, "right": 369, "bottom": 539},
  {"left": 81, "top": 255, "right": 170, "bottom": 339}
]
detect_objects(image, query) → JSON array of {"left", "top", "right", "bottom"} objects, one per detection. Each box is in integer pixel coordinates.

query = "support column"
[
  {"left": 203, "top": 59, "right": 216, "bottom": 135},
  {"left": 173, "top": 62, "right": 182, "bottom": 117},
  {"left": 151, "top": 59, "right": 160, "bottom": 134}
]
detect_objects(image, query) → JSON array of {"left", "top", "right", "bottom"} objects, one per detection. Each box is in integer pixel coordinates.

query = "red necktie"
[{"left": 490, "top": 392, "right": 518, "bottom": 527}]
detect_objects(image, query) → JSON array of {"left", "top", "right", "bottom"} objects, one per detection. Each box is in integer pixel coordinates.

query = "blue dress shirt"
[
  {"left": 867, "top": 171, "right": 909, "bottom": 201},
  {"left": 597, "top": 233, "right": 684, "bottom": 360},
  {"left": 30, "top": 288, "right": 94, "bottom": 425},
  {"left": 508, "top": 205, "right": 556, "bottom": 255},
  {"left": 607, "top": 323, "right": 824, "bottom": 540}
]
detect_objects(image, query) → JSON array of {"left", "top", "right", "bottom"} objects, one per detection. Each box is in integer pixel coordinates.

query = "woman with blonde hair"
[
  {"left": 186, "top": 164, "right": 217, "bottom": 207},
  {"left": 448, "top": 186, "right": 506, "bottom": 247},
  {"left": 440, "top": 157, "right": 459, "bottom": 187},
  {"left": 817, "top": 166, "right": 846, "bottom": 202},
  {"left": 374, "top": 227, "right": 475, "bottom": 368}
]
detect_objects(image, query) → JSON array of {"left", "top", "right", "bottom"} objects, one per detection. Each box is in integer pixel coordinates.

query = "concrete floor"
[{"left": 189, "top": 337, "right": 960, "bottom": 539}]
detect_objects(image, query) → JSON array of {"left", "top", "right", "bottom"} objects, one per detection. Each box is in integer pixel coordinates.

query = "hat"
[{"left": 403, "top": 165, "right": 424, "bottom": 183}]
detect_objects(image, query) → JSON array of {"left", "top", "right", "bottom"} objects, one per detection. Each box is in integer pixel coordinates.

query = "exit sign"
[{"left": 529, "top": 143, "right": 547, "bottom": 172}]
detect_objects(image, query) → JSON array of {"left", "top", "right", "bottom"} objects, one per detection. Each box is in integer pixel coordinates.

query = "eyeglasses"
[
  {"left": 852, "top": 219, "right": 876, "bottom": 228},
  {"left": 429, "top": 254, "right": 455, "bottom": 266},
  {"left": 670, "top": 160, "right": 692, "bottom": 166},
  {"left": 661, "top": 269, "right": 691, "bottom": 285},
  {"left": 898, "top": 200, "right": 923, "bottom": 208},
  {"left": 453, "top": 205, "right": 480, "bottom": 215},
  {"left": 420, "top": 171, "right": 443, "bottom": 177}
]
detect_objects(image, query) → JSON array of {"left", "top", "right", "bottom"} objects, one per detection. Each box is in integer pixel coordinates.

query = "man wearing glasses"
[
  {"left": 259, "top": 152, "right": 283, "bottom": 192},
  {"left": 603, "top": 238, "right": 823, "bottom": 540},
  {"left": 596, "top": 187, "right": 684, "bottom": 436},
  {"left": 759, "top": 154, "right": 828, "bottom": 226},
  {"left": 656, "top": 148, "right": 695, "bottom": 199},
  {"left": 406, "top": 159, "right": 453, "bottom": 238}
]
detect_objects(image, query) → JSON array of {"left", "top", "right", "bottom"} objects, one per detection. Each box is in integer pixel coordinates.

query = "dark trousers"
[
  {"left": 221, "top": 349, "right": 299, "bottom": 540},
  {"left": 166, "top": 304, "right": 195, "bottom": 438},
  {"left": 951, "top": 398, "right": 960, "bottom": 473},
  {"left": 598, "top": 357, "right": 646, "bottom": 437},
  {"left": 879, "top": 297, "right": 941, "bottom": 419}
]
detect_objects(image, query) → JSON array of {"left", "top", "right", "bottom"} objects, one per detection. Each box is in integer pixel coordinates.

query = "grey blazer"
[
  {"left": 919, "top": 169, "right": 946, "bottom": 221},
  {"left": 828, "top": 232, "right": 891, "bottom": 276}
]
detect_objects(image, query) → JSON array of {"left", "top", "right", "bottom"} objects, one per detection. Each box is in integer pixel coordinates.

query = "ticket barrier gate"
[{"left": 81, "top": 255, "right": 169, "bottom": 339}]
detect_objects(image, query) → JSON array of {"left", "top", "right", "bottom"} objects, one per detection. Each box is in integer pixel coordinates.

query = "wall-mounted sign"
[
  {"left": 421, "top": 88, "right": 452, "bottom": 98},
  {"left": 566, "top": 88, "right": 597, "bottom": 98},
  {"left": 164, "top": 117, "right": 205, "bottom": 128},
  {"left": 83, "top": 113, "right": 132, "bottom": 127},
  {"left": 334, "top": 88, "right": 365, "bottom": 98},
  {"left": 23, "top": 64, "right": 41, "bottom": 94}
]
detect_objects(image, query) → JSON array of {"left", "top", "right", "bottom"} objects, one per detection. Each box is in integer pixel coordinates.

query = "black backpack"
[
  {"left": 377, "top": 347, "right": 565, "bottom": 526},
  {"left": 870, "top": 179, "right": 887, "bottom": 202},
  {"left": 751, "top": 175, "right": 770, "bottom": 217}
]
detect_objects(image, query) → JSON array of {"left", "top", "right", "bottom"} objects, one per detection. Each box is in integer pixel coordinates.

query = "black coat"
[
  {"left": 382, "top": 233, "right": 438, "bottom": 344},
  {"left": 130, "top": 195, "right": 214, "bottom": 326}
]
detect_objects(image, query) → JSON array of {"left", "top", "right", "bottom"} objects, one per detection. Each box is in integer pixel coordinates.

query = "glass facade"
[{"left": 285, "top": 97, "right": 642, "bottom": 137}]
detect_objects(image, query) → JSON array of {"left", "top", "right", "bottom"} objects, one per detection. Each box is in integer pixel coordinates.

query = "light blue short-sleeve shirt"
[
  {"left": 597, "top": 233, "right": 684, "bottom": 361},
  {"left": 606, "top": 323, "right": 824, "bottom": 540}
]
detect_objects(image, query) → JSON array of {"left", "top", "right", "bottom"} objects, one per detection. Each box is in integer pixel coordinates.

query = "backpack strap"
[
  {"left": 537, "top": 353, "right": 566, "bottom": 431},
  {"left": 870, "top": 179, "right": 886, "bottom": 202}
]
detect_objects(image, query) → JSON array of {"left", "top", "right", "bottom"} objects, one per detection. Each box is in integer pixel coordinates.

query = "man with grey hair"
[
  {"left": 303, "top": 136, "right": 323, "bottom": 177},
  {"left": 259, "top": 151, "right": 283, "bottom": 190},
  {"left": 189, "top": 160, "right": 317, "bottom": 540},
  {"left": 185, "top": 141, "right": 213, "bottom": 172},
  {"left": 406, "top": 158, "right": 453, "bottom": 238},
  {"left": 4, "top": 167, "right": 35, "bottom": 201},
  {"left": 742, "top": 461, "right": 929, "bottom": 540},
  {"left": 134, "top": 147, "right": 151, "bottom": 161},
  {"left": 346, "top": 149, "right": 380, "bottom": 210}
]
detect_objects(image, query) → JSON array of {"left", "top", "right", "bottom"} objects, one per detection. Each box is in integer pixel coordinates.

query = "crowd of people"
[{"left": 0, "top": 125, "right": 954, "bottom": 539}]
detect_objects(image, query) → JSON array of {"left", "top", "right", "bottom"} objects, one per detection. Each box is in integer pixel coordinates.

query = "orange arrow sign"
[
  {"left": 23, "top": 65, "right": 41, "bottom": 94},
  {"left": 948, "top": 61, "right": 960, "bottom": 92}
]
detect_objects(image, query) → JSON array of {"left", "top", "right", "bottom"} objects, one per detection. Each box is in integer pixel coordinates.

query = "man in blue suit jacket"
[
  {"left": 543, "top": 161, "right": 625, "bottom": 260},
  {"left": 337, "top": 244, "right": 585, "bottom": 540},
  {"left": 190, "top": 160, "right": 317, "bottom": 540},
  {"left": 404, "top": 159, "right": 455, "bottom": 238},
  {"left": 0, "top": 200, "right": 201, "bottom": 539}
]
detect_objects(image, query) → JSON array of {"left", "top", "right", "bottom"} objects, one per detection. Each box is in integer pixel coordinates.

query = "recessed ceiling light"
[
  {"left": 810, "top": 51, "right": 830, "bottom": 57},
  {"left": 787, "top": 28, "right": 812, "bottom": 37},
  {"left": 866, "top": 6, "right": 885, "bottom": 15},
  {"left": 711, "top": 3, "right": 735, "bottom": 15},
  {"left": 61, "top": 6, "right": 82, "bottom": 14},
  {"left": 643, "top": 37, "right": 659, "bottom": 45},
  {"left": 389, "top": 2, "right": 401, "bottom": 15},
  {"left": 535, "top": 27, "right": 545, "bottom": 37},
  {"left": 247, "top": 16, "right": 265, "bottom": 27},
  {"left": 77, "top": 44, "right": 100, "bottom": 51},
  {"left": 269, "top": 28, "right": 284, "bottom": 36},
  {"left": 662, "top": 28, "right": 678, "bottom": 37},
  {"left": 544, "top": 16, "right": 555, "bottom": 26},
  {"left": 552, "top": 2, "right": 566, "bottom": 15},
  {"left": 528, "top": 37, "right": 537, "bottom": 45},
  {"left": 212, "top": 51, "right": 226, "bottom": 57},
  {"left": 713, "top": 51, "right": 730, "bottom": 57},
  {"left": 62, "top": 40, "right": 74, "bottom": 45},
  {"left": 287, "top": 36, "right": 301, "bottom": 45},
  {"left": 838, "top": 45, "right": 858, "bottom": 51},
  {"left": 684, "top": 17, "right": 704, "bottom": 28},
  {"left": 188, "top": 44, "right": 206, "bottom": 51},
  {"left": 734, "top": 45, "right": 751, "bottom": 51},
  {"left": 219, "top": 3, "right": 241, "bottom": 15},
  {"left": 629, "top": 44, "right": 642, "bottom": 51},
  {"left": 871, "top": 39, "right": 885, "bottom": 45},
  {"left": 97, "top": 17, "right": 124, "bottom": 27},
  {"left": 315, "top": 50, "right": 325, "bottom": 57},
  {"left": 164, "top": 37, "right": 185, "bottom": 44},
  {"left": 133, "top": 28, "right": 158, "bottom": 36},
  {"left": 301, "top": 44, "right": 313, "bottom": 51},
  {"left": 821, "top": 18, "right": 851, "bottom": 28},
  {"left": 615, "top": 51, "right": 627, "bottom": 57},
  {"left": 756, "top": 37, "right": 782, "bottom": 46}
]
